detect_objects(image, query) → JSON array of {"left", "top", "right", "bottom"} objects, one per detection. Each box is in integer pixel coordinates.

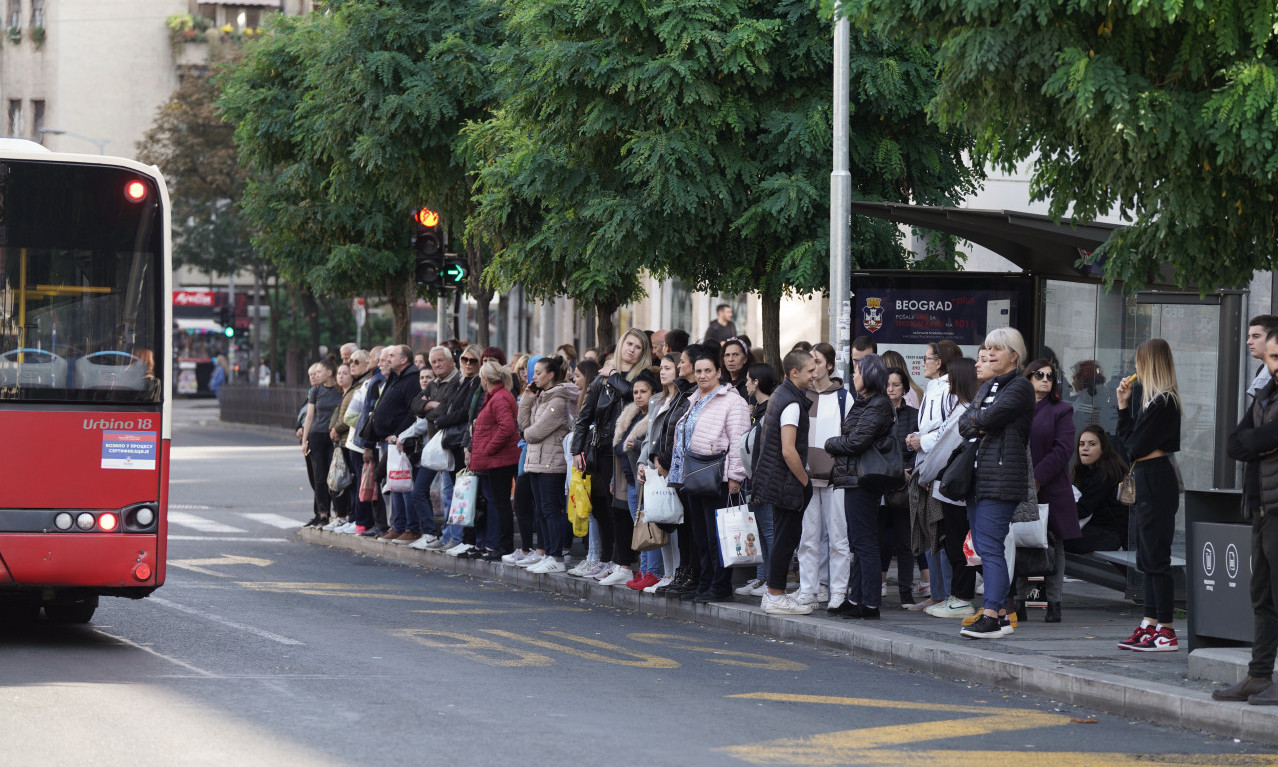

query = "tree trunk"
[
  {"left": 465, "top": 240, "right": 493, "bottom": 347},
  {"left": 595, "top": 297, "right": 619, "bottom": 346},
  {"left": 760, "top": 288, "right": 782, "bottom": 373},
  {"left": 387, "top": 275, "right": 412, "bottom": 346},
  {"left": 300, "top": 285, "right": 321, "bottom": 364}
]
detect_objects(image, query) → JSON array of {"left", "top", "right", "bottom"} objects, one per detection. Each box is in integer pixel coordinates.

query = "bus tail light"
[
  {"left": 54, "top": 513, "right": 74, "bottom": 531},
  {"left": 75, "top": 513, "right": 95, "bottom": 531},
  {"left": 124, "top": 180, "right": 148, "bottom": 202},
  {"left": 133, "top": 563, "right": 152, "bottom": 581},
  {"left": 98, "top": 513, "right": 118, "bottom": 532}
]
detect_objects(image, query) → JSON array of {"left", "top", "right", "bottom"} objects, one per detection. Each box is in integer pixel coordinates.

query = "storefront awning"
[{"left": 174, "top": 318, "right": 224, "bottom": 334}]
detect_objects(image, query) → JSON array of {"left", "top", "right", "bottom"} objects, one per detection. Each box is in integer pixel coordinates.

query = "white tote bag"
[
  {"left": 642, "top": 471, "right": 684, "bottom": 525},
  {"left": 715, "top": 499, "right": 763, "bottom": 567},
  {"left": 447, "top": 470, "right": 480, "bottom": 527},
  {"left": 384, "top": 447, "right": 414, "bottom": 493},
  {"left": 421, "top": 431, "right": 455, "bottom": 471},
  {"left": 1012, "top": 503, "right": 1050, "bottom": 549}
]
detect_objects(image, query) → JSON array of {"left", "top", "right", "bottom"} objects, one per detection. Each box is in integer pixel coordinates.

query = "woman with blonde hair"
[{"left": 1115, "top": 338, "right": 1183, "bottom": 652}]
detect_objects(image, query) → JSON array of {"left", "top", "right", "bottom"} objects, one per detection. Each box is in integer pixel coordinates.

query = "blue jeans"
[
  {"left": 753, "top": 502, "right": 775, "bottom": 582},
  {"left": 925, "top": 548, "right": 950, "bottom": 600},
  {"left": 968, "top": 498, "right": 1017, "bottom": 612},
  {"left": 844, "top": 486, "right": 882, "bottom": 608},
  {"left": 389, "top": 491, "right": 412, "bottom": 533},
  {"left": 530, "top": 472, "right": 568, "bottom": 559},
  {"left": 410, "top": 465, "right": 442, "bottom": 536},
  {"left": 627, "top": 482, "right": 662, "bottom": 576}
]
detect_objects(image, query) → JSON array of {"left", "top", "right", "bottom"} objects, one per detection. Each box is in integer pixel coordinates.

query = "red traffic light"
[{"left": 415, "top": 207, "right": 440, "bottom": 228}]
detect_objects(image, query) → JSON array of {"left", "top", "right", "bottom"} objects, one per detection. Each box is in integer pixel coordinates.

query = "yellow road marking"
[
  {"left": 482, "top": 630, "right": 680, "bottom": 668},
  {"left": 390, "top": 629, "right": 552, "bottom": 667},
  {"left": 629, "top": 633, "right": 807, "bottom": 671},
  {"left": 728, "top": 691, "right": 997, "bottom": 714},
  {"left": 409, "top": 607, "right": 587, "bottom": 615},
  {"left": 237, "top": 581, "right": 482, "bottom": 604},
  {"left": 170, "top": 555, "right": 272, "bottom": 577}
]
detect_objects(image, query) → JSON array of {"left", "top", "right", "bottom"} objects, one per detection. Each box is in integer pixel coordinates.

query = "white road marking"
[
  {"left": 168, "top": 535, "right": 290, "bottom": 542},
  {"left": 167, "top": 511, "right": 246, "bottom": 533},
  {"left": 94, "top": 628, "right": 217, "bottom": 677},
  {"left": 169, "top": 503, "right": 214, "bottom": 510},
  {"left": 239, "top": 512, "right": 305, "bottom": 529},
  {"left": 148, "top": 596, "right": 304, "bottom": 646}
]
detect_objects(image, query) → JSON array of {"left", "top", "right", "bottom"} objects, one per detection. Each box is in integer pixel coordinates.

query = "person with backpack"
[{"left": 735, "top": 362, "right": 779, "bottom": 597}]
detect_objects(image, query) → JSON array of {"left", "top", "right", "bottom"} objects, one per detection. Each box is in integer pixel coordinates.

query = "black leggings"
[
  {"left": 589, "top": 454, "right": 617, "bottom": 562},
  {"left": 513, "top": 473, "right": 536, "bottom": 550},
  {"left": 877, "top": 501, "right": 913, "bottom": 594},
  {"left": 1133, "top": 457, "right": 1179, "bottom": 624},
  {"left": 306, "top": 432, "right": 334, "bottom": 517},
  {"left": 941, "top": 501, "right": 977, "bottom": 601}
]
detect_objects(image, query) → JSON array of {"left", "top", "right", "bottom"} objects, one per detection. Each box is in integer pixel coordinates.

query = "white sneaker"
[
  {"left": 322, "top": 518, "right": 345, "bottom": 531},
  {"left": 502, "top": 549, "right": 529, "bottom": 565},
  {"left": 567, "top": 559, "right": 597, "bottom": 576},
  {"left": 598, "top": 567, "right": 634, "bottom": 586},
  {"left": 516, "top": 552, "right": 544, "bottom": 568},
  {"left": 794, "top": 591, "right": 819, "bottom": 606},
  {"left": 924, "top": 597, "right": 977, "bottom": 618},
  {"left": 817, "top": 585, "right": 829, "bottom": 602},
  {"left": 646, "top": 576, "right": 673, "bottom": 594},
  {"left": 882, "top": 582, "right": 888, "bottom": 598},
  {"left": 750, "top": 580, "right": 770, "bottom": 597},
  {"left": 592, "top": 563, "right": 617, "bottom": 581},
  {"left": 335, "top": 522, "right": 356, "bottom": 534},
  {"left": 408, "top": 534, "right": 439, "bottom": 550},
  {"left": 424, "top": 537, "right": 450, "bottom": 550},
  {"left": 915, "top": 581, "right": 931, "bottom": 597},
  {"left": 762, "top": 592, "right": 814, "bottom": 615},
  {"left": 446, "top": 543, "right": 473, "bottom": 557},
  {"left": 735, "top": 578, "right": 765, "bottom": 596},
  {"left": 529, "top": 557, "right": 567, "bottom": 574}
]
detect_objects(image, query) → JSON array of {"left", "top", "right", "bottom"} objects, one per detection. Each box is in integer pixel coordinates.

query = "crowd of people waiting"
[{"left": 294, "top": 310, "right": 1187, "bottom": 647}]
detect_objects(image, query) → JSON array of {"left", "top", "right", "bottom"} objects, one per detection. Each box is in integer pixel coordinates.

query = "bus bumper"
[{"left": 0, "top": 533, "right": 160, "bottom": 594}]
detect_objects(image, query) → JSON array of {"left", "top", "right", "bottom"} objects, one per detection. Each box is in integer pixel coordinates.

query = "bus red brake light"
[
  {"left": 124, "top": 180, "right": 148, "bottom": 202},
  {"left": 98, "top": 513, "right": 118, "bottom": 532},
  {"left": 133, "top": 563, "right": 152, "bottom": 581}
]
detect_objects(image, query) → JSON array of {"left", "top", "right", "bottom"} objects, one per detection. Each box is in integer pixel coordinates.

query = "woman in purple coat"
[{"left": 1014, "top": 359, "right": 1082, "bottom": 623}]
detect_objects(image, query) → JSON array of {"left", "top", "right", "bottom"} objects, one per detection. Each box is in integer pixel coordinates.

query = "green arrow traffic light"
[{"left": 442, "top": 263, "right": 466, "bottom": 284}]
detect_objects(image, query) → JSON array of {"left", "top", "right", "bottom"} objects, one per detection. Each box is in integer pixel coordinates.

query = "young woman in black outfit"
[
  {"left": 1065, "top": 425, "right": 1130, "bottom": 554},
  {"left": 1115, "top": 338, "right": 1183, "bottom": 652}
]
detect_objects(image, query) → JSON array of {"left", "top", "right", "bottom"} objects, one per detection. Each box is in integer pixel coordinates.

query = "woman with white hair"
[{"left": 956, "top": 327, "right": 1036, "bottom": 639}]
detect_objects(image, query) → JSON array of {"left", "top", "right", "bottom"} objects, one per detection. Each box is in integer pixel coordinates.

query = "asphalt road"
[{"left": 1, "top": 400, "right": 1276, "bottom": 766}]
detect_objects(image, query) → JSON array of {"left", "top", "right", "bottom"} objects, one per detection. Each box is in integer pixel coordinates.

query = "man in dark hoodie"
[{"left": 370, "top": 345, "right": 420, "bottom": 542}]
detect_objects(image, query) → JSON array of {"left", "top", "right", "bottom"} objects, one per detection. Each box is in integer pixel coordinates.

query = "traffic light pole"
[
  {"left": 227, "top": 272, "right": 237, "bottom": 376},
  {"left": 829, "top": 11, "right": 852, "bottom": 385}
]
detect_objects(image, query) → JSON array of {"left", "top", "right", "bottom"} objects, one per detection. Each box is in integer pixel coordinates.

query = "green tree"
[
  {"left": 471, "top": 0, "right": 978, "bottom": 356},
  {"left": 848, "top": 0, "right": 1278, "bottom": 290},
  {"left": 219, "top": 1, "right": 500, "bottom": 344}
]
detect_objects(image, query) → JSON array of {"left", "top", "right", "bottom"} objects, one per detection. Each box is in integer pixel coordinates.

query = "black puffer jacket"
[
  {"left": 570, "top": 371, "right": 634, "bottom": 471},
  {"left": 1228, "top": 378, "right": 1278, "bottom": 519},
  {"left": 369, "top": 364, "right": 420, "bottom": 441},
  {"left": 753, "top": 378, "right": 812, "bottom": 510},
  {"left": 826, "top": 391, "right": 894, "bottom": 490},
  {"left": 959, "top": 369, "right": 1035, "bottom": 502},
  {"left": 655, "top": 378, "right": 696, "bottom": 471},
  {"left": 894, "top": 402, "right": 919, "bottom": 470}
]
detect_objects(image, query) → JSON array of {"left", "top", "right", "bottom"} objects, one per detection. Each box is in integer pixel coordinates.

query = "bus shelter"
[{"left": 849, "top": 202, "right": 1250, "bottom": 651}]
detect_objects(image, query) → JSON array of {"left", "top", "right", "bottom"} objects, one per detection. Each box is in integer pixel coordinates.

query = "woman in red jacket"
[{"left": 469, "top": 361, "right": 522, "bottom": 561}]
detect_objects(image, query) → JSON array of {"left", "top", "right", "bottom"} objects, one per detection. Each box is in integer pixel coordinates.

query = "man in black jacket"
[
  {"left": 1217, "top": 330, "right": 1278, "bottom": 704},
  {"left": 755, "top": 350, "right": 816, "bottom": 615},
  {"left": 369, "top": 345, "right": 419, "bottom": 542}
]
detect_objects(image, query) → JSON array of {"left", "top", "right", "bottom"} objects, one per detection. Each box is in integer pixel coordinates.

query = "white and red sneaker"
[
  {"left": 1117, "top": 624, "right": 1156, "bottom": 650},
  {"left": 1130, "top": 626, "right": 1179, "bottom": 652}
]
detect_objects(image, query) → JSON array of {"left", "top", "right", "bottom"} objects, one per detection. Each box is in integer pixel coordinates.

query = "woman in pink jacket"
[
  {"left": 670, "top": 348, "right": 751, "bottom": 602},
  {"left": 469, "top": 361, "right": 522, "bottom": 561}
]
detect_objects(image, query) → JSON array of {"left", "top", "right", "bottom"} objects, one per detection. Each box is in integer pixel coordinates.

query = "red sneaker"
[
  {"left": 627, "top": 573, "right": 659, "bottom": 590},
  {"left": 1117, "top": 624, "right": 1155, "bottom": 650},
  {"left": 1130, "top": 626, "right": 1179, "bottom": 652}
]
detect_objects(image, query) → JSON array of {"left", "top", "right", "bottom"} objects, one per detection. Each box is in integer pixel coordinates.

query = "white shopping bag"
[
  {"left": 385, "top": 447, "right": 414, "bottom": 493},
  {"left": 715, "top": 500, "right": 763, "bottom": 567},
  {"left": 422, "top": 431, "right": 455, "bottom": 471},
  {"left": 642, "top": 471, "right": 684, "bottom": 525},
  {"left": 447, "top": 470, "right": 479, "bottom": 527}
]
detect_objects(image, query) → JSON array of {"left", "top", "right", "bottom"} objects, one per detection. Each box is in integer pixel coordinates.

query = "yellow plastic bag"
[{"left": 568, "top": 468, "right": 591, "bottom": 538}]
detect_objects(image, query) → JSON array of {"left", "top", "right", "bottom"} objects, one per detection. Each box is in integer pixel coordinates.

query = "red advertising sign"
[{"left": 173, "top": 290, "right": 216, "bottom": 307}]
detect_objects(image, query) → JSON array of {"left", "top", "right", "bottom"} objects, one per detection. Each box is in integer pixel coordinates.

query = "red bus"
[{"left": 0, "top": 140, "right": 171, "bottom": 623}]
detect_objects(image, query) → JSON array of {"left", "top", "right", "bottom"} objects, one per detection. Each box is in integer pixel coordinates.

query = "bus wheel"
[
  {"left": 0, "top": 601, "right": 41, "bottom": 625},
  {"left": 44, "top": 595, "right": 99, "bottom": 624}
]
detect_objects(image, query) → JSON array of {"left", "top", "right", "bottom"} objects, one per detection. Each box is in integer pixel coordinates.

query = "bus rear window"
[{"left": 0, "top": 161, "right": 163, "bottom": 404}]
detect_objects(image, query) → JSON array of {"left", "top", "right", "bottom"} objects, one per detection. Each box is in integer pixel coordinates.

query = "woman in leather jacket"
[
  {"left": 825, "top": 354, "right": 894, "bottom": 618},
  {"left": 570, "top": 328, "right": 651, "bottom": 580}
]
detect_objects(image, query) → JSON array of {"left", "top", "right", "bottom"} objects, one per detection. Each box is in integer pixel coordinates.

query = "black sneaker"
[{"left": 960, "top": 614, "right": 1007, "bottom": 639}]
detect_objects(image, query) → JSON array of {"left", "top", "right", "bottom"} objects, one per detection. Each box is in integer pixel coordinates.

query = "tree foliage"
[{"left": 847, "top": 0, "right": 1278, "bottom": 291}]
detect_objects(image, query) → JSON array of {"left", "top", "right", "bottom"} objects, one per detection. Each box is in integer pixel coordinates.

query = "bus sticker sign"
[{"left": 101, "top": 431, "right": 158, "bottom": 470}]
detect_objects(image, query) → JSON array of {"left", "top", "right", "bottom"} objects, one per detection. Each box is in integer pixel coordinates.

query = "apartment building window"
[
  {"left": 8, "top": 100, "right": 22, "bottom": 137},
  {"left": 6, "top": 0, "right": 20, "bottom": 31},
  {"left": 31, "top": 100, "right": 44, "bottom": 139},
  {"left": 31, "top": 0, "right": 44, "bottom": 28}
]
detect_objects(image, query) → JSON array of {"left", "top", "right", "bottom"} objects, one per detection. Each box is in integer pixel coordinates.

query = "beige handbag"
[{"left": 1117, "top": 470, "right": 1136, "bottom": 505}]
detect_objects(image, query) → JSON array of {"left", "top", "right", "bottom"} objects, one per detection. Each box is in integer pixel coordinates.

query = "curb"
[{"left": 300, "top": 528, "right": 1278, "bottom": 746}]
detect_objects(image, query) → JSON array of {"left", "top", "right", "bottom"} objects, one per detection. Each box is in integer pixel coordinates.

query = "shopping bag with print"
[
  {"left": 384, "top": 447, "right": 414, "bottom": 493},
  {"left": 447, "top": 470, "right": 480, "bottom": 527},
  {"left": 641, "top": 471, "right": 684, "bottom": 525},
  {"left": 327, "top": 450, "right": 352, "bottom": 494},
  {"left": 568, "top": 467, "right": 592, "bottom": 538},
  {"left": 963, "top": 531, "right": 981, "bottom": 567},
  {"left": 715, "top": 498, "right": 763, "bottom": 567},
  {"left": 358, "top": 461, "right": 379, "bottom": 503}
]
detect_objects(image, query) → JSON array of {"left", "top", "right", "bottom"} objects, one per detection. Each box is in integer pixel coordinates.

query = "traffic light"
[
  {"left": 441, "top": 256, "right": 468, "bottom": 287},
  {"left": 215, "top": 305, "right": 231, "bottom": 328},
  {"left": 413, "top": 206, "right": 444, "bottom": 286}
]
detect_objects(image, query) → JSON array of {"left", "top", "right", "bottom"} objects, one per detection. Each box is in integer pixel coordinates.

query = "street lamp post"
[
  {"left": 38, "top": 128, "right": 109, "bottom": 155},
  {"left": 829, "top": 11, "right": 852, "bottom": 384}
]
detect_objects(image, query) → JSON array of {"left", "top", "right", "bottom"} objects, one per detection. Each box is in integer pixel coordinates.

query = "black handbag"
[
  {"left": 938, "top": 438, "right": 979, "bottom": 500},
  {"left": 1015, "top": 534, "right": 1059, "bottom": 578},
  {"left": 440, "top": 424, "right": 468, "bottom": 450},
  {"left": 856, "top": 435, "right": 905, "bottom": 493},
  {"left": 680, "top": 450, "right": 726, "bottom": 496}
]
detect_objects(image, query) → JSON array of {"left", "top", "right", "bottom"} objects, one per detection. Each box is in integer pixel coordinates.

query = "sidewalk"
[{"left": 299, "top": 527, "right": 1278, "bottom": 746}]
